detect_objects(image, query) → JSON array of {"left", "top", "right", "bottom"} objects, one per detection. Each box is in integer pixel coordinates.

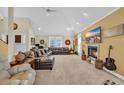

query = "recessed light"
[
  {"left": 76, "top": 22, "right": 80, "bottom": 25},
  {"left": 83, "top": 12, "right": 89, "bottom": 17},
  {"left": 0, "top": 16, "right": 4, "bottom": 21},
  {"left": 38, "top": 27, "right": 41, "bottom": 30},
  {"left": 66, "top": 27, "right": 71, "bottom": 31}
]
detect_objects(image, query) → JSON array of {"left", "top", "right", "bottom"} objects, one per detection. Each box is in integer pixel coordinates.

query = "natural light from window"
[{"left": 49, "top": 37, "right": 63, "bottom": 47}]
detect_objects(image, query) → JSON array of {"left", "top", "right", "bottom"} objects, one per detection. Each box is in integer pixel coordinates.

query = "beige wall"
[
  {"left": 0, "top": 17, "right": 8, "bottom": 60},
  {"left": 8, "top": 8, "right": 35, "bottom": 61},
  {"left": 0, "top": 40, "right": 8, "bottom": 59},
  {"left": 0, "top": 17, "right": 34, "bottom": 61},
  {"left": 7, "top": 16, "right": 34, "bottom": 61},
  {"left": 35, "top": 35, "right": 73, "bottom": 49},
  {"left": 12, "top": 18, "right": 34, "bottom": 54},
  {"left": 35, "top": 36, "right": 49, "bottom": 47},
  {"left": 80, "top": 8, "right": 124, "bottom": 76}
]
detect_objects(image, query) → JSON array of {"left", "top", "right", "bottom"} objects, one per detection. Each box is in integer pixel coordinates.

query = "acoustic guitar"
[{"left": 104, "top": 45, "right": 117, "bottom": 71}]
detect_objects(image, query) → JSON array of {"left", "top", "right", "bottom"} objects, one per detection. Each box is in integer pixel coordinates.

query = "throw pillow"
[
  {"left": 40, "top": 49, "right": 46, "bottom": 55},
  {"left": 15, "top": 52, "right": 26, "bottom": 62},
  {"left": 31, "top": 49, "right": 41, "bottom": 57}
]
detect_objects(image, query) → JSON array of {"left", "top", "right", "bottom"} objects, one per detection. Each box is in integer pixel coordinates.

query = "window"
[{"left": 49, "top": 37, "right": 63, "bottom": 47}]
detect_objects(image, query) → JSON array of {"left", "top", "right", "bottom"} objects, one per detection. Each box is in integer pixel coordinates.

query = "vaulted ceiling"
[{"left": 0, "top": 7, "right": 119, "bottom": 36}]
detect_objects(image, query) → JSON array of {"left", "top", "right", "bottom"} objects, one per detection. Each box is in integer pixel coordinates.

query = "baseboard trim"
[{"left": 103, "top": 67, "right": 124, "bottom": 81}]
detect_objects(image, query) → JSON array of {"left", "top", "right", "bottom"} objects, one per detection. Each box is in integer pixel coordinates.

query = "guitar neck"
[{"left": 108, "top": 49, "right": 111, "bottom": 58}]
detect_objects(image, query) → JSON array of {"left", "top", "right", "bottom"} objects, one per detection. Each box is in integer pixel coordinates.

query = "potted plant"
[{"left": 82, "top": 50, "right": 86, "bottom": 61}]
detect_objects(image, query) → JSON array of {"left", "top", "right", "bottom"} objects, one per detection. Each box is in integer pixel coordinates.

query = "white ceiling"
[
  {"left": 0, "top": 7, "right": 8, "bottom": 17},
  {"left": 1, "top": 7, "right": 119, "bottom": 36}
]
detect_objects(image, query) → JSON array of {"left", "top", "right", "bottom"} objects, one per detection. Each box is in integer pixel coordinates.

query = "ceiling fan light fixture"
[{"left": 83, "top": 12, "right": 89, "bottom": 17}]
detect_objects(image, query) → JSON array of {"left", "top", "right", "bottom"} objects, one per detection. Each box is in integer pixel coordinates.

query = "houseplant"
[{"left": 82, "top": 50, "right": 86, "bottom": 61}]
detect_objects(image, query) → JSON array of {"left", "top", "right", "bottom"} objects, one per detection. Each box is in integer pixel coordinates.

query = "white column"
[
  {"left": 77, "top": 33, "right": 82, "bottom": 56},
  {"left": 8, "top": 7, "right": 14, "bottom": 62}
]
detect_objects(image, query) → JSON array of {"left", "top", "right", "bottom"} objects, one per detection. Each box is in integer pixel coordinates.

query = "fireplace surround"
[{"left": 88, "top": 45, "right": 100, "bottom": 62}]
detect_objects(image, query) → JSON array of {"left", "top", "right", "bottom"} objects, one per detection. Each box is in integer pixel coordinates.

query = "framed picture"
[
  {"left": 31, "top": 37, "right": 35, "bottom": 45},
  {"left": 15, "top": 35, "right": 21, "bottom": 43},
  {"left": 104, "top": 24, "right": 124, "bottom": 38},
  {"left": 85, "top": 26, "right": 102, "bottom": 43}
]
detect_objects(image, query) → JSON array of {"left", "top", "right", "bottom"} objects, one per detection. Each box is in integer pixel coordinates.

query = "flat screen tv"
[{"left": 85, "top": 26, "right": 102, "bottom": 43}]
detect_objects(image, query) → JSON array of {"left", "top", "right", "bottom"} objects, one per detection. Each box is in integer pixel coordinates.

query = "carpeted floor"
[{"left": 34, "top": 55, "right": 124, "bottom": 85}]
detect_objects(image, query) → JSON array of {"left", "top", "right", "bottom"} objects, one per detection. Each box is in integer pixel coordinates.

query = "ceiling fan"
[{"left": 42, "top": 7, "right": 56, "bottom": 13}]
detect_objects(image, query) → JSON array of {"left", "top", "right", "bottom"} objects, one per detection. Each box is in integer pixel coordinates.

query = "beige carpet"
[{"left": 34, "top": 55, "right": 124, "bottom": 85}]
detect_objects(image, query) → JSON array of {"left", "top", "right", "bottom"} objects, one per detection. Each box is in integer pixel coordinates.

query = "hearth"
[{"left": 88, "top": 45, "right": 99, "bottom": 61}]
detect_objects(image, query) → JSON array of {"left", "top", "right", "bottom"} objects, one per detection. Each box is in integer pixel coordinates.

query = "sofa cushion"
[
  {"left": 0, "top": 79, "right": 21, "bottom": 85},
  {"left": 15, "top": 52, "right": 26, "bottom": 62},
  {"left": 40, "top": 56, "right": 54, "bottom": 62},
  {"left": 32, "top": 49, "right": 42, "bottom": 57},
  {"left": 37, "top": 50, "right": 42, "bottom": 57},
  {"left": 9, "top": 63, "right": 31, "bottom": 75},
  {"left": 28, "top": 51, "right": 35, "bottom": 58},
  {"left": 0, "top": 70, "right": 11, "bottom": 80},
  {"left": 24, "top": 58, "right": 34, "bottom": 63},
  {"left": 26, "top": 69, "right": 36, "bottom": 76},
  {"left": 3, "top": 62, "right": 10, "bottom": 70},
  {"left": 11, "top": 71, "right": 32, "bottom": 81},
  {"left": 21, "top": 80, "right": 29, "bottom": 85},
  {"left": 0, "top": 55, "right": 10, "bottom": 70},
  {"left": 24, "top": 51, "right": 30, "bottom": 57},
  {"left": 40, "top": 49, "right": 44, "bottom": 55},
  {"left": 0, "top": 61, "right": 10, "bottom": 71},
  {"left": 24, "top": 51, "right": 34, "bottom": 58},
  {"left": 40, "top": 49, "right": 46, "bottom": 55},
  {"left": 0, "top": 62, "right": 3, "bottom": 70}
]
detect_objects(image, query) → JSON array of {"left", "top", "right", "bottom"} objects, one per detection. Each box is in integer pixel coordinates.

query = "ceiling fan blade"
[
  {"left": 49, "top": 10, "right": 56, "bottom": 12},
  {"left": 42, "top": 7, "right": 56, "bottom": 13}
]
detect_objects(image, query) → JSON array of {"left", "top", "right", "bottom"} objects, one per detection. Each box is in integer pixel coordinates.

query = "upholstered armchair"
[{"left": 0, "top": 55, "right": 36, "bottom": 85}]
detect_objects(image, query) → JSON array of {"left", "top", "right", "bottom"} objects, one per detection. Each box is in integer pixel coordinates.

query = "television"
[{"left": 85, "top": 27, "right": 102, "bottom": 43}]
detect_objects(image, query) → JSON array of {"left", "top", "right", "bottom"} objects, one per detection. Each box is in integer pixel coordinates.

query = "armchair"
[{"left": 0, "top": 58, "right": 36, "bottom": 85}]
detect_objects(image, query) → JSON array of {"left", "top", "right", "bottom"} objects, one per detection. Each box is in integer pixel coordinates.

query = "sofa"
[
  {"left": 49, "top": 47, "right": 70, "bottom": 55},
  {"left": 0, "top": 55, "right": 36, "bottom": 85},
  {"left": 35, "top": 56, "right": 55, "bottom": 70},
  {"left": 31, "top": 47, "right": 52, "bottom": 57},
  {"left": 31, "top": 47, "right": 55, "bottom": 70},
  {"left": 11, "top": 47, "right": 55, "bottom": 70}
]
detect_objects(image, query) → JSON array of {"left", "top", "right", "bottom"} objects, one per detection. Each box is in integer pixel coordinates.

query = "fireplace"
[{"left": 88, "top": 45, "right": 99, "bottom": 60}]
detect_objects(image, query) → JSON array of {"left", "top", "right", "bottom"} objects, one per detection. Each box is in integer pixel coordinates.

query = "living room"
[{"left": 0, "top": 7, "right": 124, "bottom": 85}]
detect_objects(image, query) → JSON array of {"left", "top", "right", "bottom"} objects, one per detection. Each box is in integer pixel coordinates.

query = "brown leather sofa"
[
  {"left": 49, "top": 47, "right": 70, "bottom": 55},
  {"left": 11, "top": 48, "right": 55, "bottom": 70},
  {"left": 30, "top": 48, "right": 55, "bottom": 70}
]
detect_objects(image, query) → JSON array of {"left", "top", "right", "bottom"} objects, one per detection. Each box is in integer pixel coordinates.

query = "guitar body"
[
  {"left": 104, "top": 58, "right": 116, "bottom": 71},
  {"left": 104, "top": 45, "right": 117, "bottom": 71}
]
